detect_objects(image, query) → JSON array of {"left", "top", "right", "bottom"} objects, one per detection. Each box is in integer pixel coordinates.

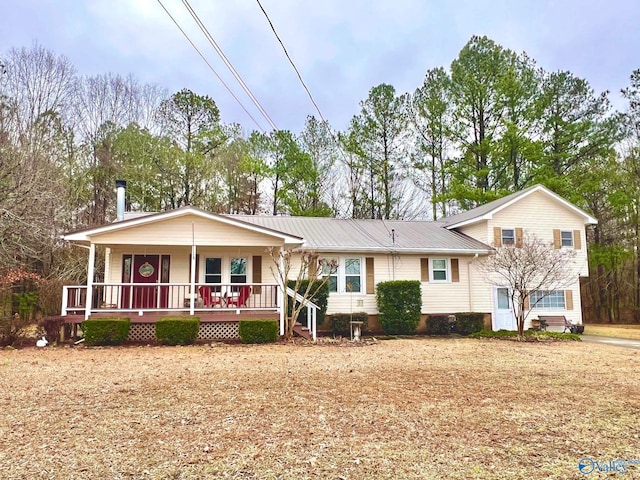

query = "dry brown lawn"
[
  {"left": 1, "top": 338, "right": 639, "bottom": 480},
  {"left": 584, "top": 324, "right": 640, "bottom": 340}
]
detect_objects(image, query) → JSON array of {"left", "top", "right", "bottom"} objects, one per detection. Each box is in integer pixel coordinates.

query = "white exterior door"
[{"left": 493, "top": 287, "right": 516, "bottom": 331}]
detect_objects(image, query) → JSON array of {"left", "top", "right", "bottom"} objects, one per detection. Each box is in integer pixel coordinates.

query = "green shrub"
[
  {"left": 469, "top": 329, "right": 517, "bottom": 339},
  {"left": 239, "top": 319, "right": 279, "bottom": 344},
  {"left": 38, "top": 315, "right": 66, "bottom": 343},
  {"left": 82, "top": 318, "right": 130, "bottom": 346},
  {"left": 376, "top": 280, "right": 421, "bottom": 335},
  {"left": 469, "top": 329, "right": 581, "bottom": 341},
  {"left": 15, "top": 291, "right": 39, "bottom": 322},
  {"left": 287, "top": 280, "right": 329, "bottom": 325},
  {"left": 426, "top": 315, "right": 451, "bottom": 335},
  {"left": 155, "top": 317, "right": 200, "bottom": 345},
  {"left": 454, "top": 312, "right": 485, "bottom": 336},
  {"left": 328, "top": 312, "right": 368, "bottom": 336}
]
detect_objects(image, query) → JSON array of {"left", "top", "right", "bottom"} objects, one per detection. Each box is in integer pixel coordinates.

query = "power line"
[
  {"left": 156, "top": 0, "right": 267, "bottom": 133},
  {"left": 181, "top": 0, "right": 279, "bottom": 131},
  {"left": 255, "top": 0, "right": 330, "bottom": 128},
  {"left": 254, "top": 0, "right": 390, "bottom": 229}
]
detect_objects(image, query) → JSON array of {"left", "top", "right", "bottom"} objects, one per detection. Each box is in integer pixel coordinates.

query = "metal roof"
[{"left": 229, "top": 215, "right": 492, "bottom": 254}]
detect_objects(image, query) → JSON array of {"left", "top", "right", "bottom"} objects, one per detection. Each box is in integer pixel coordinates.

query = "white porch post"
[
  {"left": 61, "top": 286, "right": 69, "bottom": 316},
  {"left": 278, "top": 247, "right": 285, "bottom": 336},
  {"left": 85, "top": 243, "right": 96, "bottom": 320},
  {"left": 190, "top": 243, "right": 196, "bottom": 316},
  {"left": 311, "top": 305, "right": 317, "bottom": 341}
]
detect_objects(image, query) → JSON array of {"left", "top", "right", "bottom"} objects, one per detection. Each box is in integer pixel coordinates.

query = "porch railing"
[
  {"left": 62, "top": 283, "right": 279, "bottom": 315},
  {"left": 286, "top": 287, "right": 320, "bottom": 341},
  {"left": 62, "top": 282, "right": 321, "bottom": 340}
]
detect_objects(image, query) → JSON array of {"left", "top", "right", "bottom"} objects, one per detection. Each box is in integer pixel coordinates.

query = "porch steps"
[{"left": 292, "top": 321, "right": 312, "bottom": 340}]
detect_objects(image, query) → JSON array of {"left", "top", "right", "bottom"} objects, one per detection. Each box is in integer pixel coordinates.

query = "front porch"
[
  {"left": 60, "top": 204, "right": 318, "bottom": 340},
  {"left": 62, "top": 282, "right": 280, "bottom": 316},
  {"left": 61, "top": 283, "right": 318, "bottom": 340}
]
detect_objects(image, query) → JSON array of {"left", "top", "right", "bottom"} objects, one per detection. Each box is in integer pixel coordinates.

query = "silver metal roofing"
[{"left": 230, "top": 215, "right": 492, "bottom": 254}]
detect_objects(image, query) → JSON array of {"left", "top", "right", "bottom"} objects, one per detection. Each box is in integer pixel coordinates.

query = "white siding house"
[{"left": 62, "top": 184, "right": 597, "bottom": 337}]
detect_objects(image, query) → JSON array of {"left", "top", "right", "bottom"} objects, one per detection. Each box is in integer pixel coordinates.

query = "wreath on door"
[{"left": 139, "top": 262, "right": 155, "bottom": 278}]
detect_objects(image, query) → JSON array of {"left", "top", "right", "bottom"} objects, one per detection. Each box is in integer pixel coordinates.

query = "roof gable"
[
  {"left": 440, "top": 184, "right": 598, "bottom": 229},
  {"left": 63, "top": 206, "right": 304, "bottom": 245}
]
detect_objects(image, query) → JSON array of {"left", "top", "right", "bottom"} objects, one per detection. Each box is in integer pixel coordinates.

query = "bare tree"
[
  {"left": 268, "top": 247, "right": 336, "bottom": 341},
  {"left": 0, "top": 43, "right": 76, "bottom": 150},
  {"left": 479, "top": 235, "right": 577, "bottom": 337}
]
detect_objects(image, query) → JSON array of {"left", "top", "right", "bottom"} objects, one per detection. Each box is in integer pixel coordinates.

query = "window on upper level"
[
  {"left": 561, "top": 231, "right": 574, "bottom": 247},
  {"left": 501, "top": 228, "right": 515, "bottom": 245}
]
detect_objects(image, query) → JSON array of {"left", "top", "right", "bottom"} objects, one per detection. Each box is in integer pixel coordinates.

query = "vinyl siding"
[
  {"left": 458, "top": 190, "right": 591, "bottom": 326},
  {"left": 319, "top": 254, "right": 484, "bottom": 316},
  {"left": 92, "top": 215, "right": 286, "bottom": 247},
  {"left": 456, "top": 222, "right": 489, "bottom": 245},
  {"left": 487, "top": 190, "right": 589, "bottom": 277}
]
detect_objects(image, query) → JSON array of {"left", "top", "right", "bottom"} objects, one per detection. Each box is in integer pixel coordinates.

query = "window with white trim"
[
  {"left": 530, "top": 290, "right": 566, "bottom": 309},
  {"left": 430, "top": 258, "right": 449, "bottom": 282},
  {"left": 345, "top": 258, "right": 362, "bottom": 293},
  {"left": 205, "top": 257, "right": 222, "bottom": 284},
  {"left": 230, "top": 257, "right": 247, "bottom": 285},
  {"left": 320, "top": 258, "right": 338, "bottom": 293},
  {"left": 561, "top": 231, "right": 574, "bottom": 247},
  {"left": 501, "top": 228, "right": 515, "bottom": 245},
  {"left": 320, "top": 257, "right": 363, "bottom": 293}
]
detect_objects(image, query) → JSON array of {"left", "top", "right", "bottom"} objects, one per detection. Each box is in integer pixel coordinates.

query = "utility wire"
[
  {"left": 255, "top": 0, "right": 330, "bottom": 127},
  {"left": 156, "top": 0, "right": 266, "bottom": 133},
  {"left": 182, "top": 0, "right": 279, "bottom": 131},
  {"left": 254, "top": 0, "right": 395, "bottom": 234}
]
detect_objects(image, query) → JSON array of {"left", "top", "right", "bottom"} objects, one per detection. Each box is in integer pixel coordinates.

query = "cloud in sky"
[{"left": 2, "top": 0, "right": 638, "bottom": 133}]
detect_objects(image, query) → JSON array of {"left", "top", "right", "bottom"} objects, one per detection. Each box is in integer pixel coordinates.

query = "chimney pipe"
[{"left": 116, "top": 180, "right": 126, "bottom": 222}]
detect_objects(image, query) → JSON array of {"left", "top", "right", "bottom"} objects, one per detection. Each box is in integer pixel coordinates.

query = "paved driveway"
[{"left": 580, "top": 335, "right": 640, "bottom": 350}]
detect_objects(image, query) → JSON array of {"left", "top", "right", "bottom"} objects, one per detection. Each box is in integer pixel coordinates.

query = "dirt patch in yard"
[{"left": 1, "top": 338, "right": 639, "bottom": 479}]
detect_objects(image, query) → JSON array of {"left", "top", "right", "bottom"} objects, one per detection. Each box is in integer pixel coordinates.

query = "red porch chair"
[
  {"left": 198, "top": 286, "right": 225, "bottom": 308},
  {"left": 198, "top": 285, "right": 213, "bottom": 307},
  {"left": 227, "top": 285, "right": 251, "bottom": 308}
]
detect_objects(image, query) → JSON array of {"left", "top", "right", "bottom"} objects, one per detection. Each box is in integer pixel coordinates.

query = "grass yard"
[
  {"left": 1, "top": 338, "right": 639, "bottom": 480},
  {"left": 584, "top": 323, "right": 640, "bottom": 340}
]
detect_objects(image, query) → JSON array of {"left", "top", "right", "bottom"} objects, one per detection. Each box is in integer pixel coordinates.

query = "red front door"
[{"left": 132, "top": 255, "right": 159, "bottom": 309}]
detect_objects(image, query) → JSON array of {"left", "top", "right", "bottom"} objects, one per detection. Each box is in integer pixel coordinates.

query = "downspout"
[
  {"left": 468, "top": 253, "right": 479, "bottom": 311},
  {"left": 85, "top": 243, "right": 96, "bottom": 320},
  {"left": 190, "top": 222, "right": 196, "bottom": 316},
  {"left": 278, "top": 247, "right": 285, "bottom": 336}
]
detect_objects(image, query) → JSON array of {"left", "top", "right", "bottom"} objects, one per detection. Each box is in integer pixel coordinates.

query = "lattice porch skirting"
[{"left": 127, "top": 322, "right": 240, "bottom": 341}]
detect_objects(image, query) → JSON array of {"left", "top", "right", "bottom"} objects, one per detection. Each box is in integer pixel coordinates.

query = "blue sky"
[{"left": 2, "top": 0, "right": 639, "bottom": 133}]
